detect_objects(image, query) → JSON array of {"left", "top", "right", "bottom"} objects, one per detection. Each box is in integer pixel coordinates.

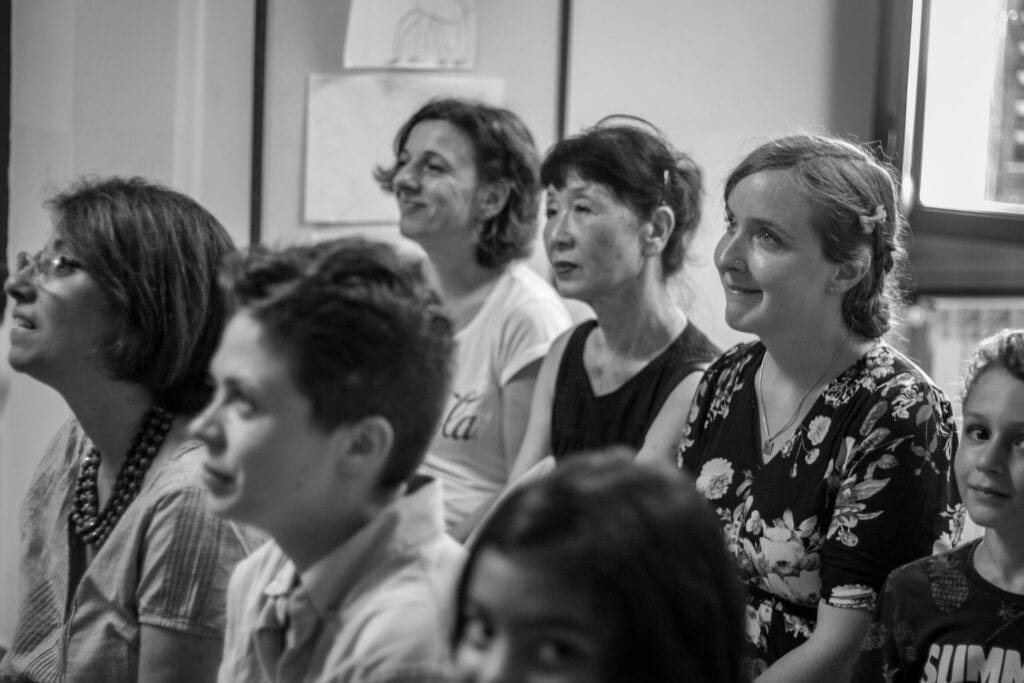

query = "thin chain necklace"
[
  {"left": 70, "top": 406, "right": 174, "bottom": 548},
  {"left": 757, "top": 334, "right": 851, "bottom": 459}
]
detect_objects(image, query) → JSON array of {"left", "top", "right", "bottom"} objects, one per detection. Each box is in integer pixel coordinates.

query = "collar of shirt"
[{"left": 261, "top": 475, "right": 447, "bottom": 623}]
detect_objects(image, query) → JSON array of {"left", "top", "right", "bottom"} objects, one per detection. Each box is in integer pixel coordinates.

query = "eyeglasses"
[{"left": 13, "top": 249, "right": 83, "bottom": 283}]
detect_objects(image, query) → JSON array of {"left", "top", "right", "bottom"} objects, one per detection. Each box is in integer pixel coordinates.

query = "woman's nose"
[
  {"left": 188, "top": 401, "right": 224, "bottom": 452},
  {"left": 393, "top": 162, "right": 419, "bottom": 192},
  {"left": 714, "top": 232, "right": 745, "bottom": 272},
  {"left": 470, "top": 642, "right": 517, "bottom": 683},
  {"left": 4, "top": 255, "right": 36, "bottom": 302},
  {"left": 544, "top": 211, "right": 571, "bottom": 251},
  {"left": 973, "top": 440, "right": 1006, "bottom": 474}
]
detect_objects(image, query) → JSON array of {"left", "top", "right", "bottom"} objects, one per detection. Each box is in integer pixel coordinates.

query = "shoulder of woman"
[
  {"left": 703, "top": 339, "right": 759, "bottom": 374},
  {"left": 860, "top": 344, "right": 954, "bottom": 406}
]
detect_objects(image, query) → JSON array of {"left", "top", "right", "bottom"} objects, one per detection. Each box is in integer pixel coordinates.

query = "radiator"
[
  {"left": 906, "top": 296, "right": 1024, "bottom": 545},
  {"left": 907, "top": 295, "right": 1024, "bottom": 402}
]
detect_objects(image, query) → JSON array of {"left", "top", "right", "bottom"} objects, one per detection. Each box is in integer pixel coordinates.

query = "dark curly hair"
[
  {"left": 960, "top": 328, "right": 1024, "bottom": 406},
  {"left": 374, "top": 97, "right": 541, "bottom": 269}
]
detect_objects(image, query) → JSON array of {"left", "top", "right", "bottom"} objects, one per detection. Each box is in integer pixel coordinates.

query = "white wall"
[
  {"left": 1, "top": 0, "right": 254, "bottom": 644},
  {"left": 258, "top": 0, "right": 562, "bottom": 250},
  {"left": 567, "top": 0, "right": 882, "bottom": 350}
]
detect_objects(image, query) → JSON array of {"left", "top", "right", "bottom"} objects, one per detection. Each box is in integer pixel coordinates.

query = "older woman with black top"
[{"left": 508, "top": 119, "right": 718, "bottom": 481}]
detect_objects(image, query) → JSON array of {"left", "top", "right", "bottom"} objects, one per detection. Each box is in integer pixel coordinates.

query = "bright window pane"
[{"left": 919, "top": 0, "right": 1024, "bottom": 214}]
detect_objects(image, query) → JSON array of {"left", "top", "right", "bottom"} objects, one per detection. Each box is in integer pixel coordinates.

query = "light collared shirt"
[
  {"left": 0, "top": 419, "right": 265, "bottom": 683},
  {"left": 218, "top": 477, "right": 465, "bottom": 683}
]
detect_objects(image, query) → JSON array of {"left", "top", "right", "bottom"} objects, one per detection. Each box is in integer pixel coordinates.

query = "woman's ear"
[
  {"left": 829, "top": 250, "right": 871, "bottom": 295},
  {"left": 476, "top": 180, "right": 512, "bottom": 221},
  {"left": 641, "top": 205, "right": 676, "bottom": 257}
]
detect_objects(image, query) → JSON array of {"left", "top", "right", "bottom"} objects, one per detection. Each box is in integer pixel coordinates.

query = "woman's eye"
[
  {"left": 50, "top": 254, "right": 81, "bottom": 276},
  {"left": 723, "top": 215, "right": 737, "bottom": 232},
  {"left": 755, "top": 229, "right": 779, "bottom": 245},
  {"left": 964, "top": 425, "right": 989, "bottom": 441},
  {"left": 227, "top": 389, "right": 257, "bottom": 418},
  {"left": 572, "top": 203, "right": 592, "bottom": 215}
]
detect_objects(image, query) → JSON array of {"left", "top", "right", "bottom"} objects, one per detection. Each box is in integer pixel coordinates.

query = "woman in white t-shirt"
[{"left": 375, "top": 98, "right": 571, "bottom": 536}]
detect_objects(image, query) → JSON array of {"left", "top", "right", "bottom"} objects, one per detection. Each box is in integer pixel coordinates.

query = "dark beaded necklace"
[{"left": 70, "top": 406, "right": 174, "bottom": 548}]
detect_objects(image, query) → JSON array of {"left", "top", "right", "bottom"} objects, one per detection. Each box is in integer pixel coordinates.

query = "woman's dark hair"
[
  {"left": 960, "top": 328, "right": 1024, "bottom": 405},
  {"left": 219, "top": 238, "right": 455, "bottom": 488},
  {"left": 540, "top": 119, "right": 703, "bottom": 277},
  {"left": 724, "top": 133, "right": 907, "bottom": 339},
  {"left": 374, "top": 97, "right": 541, "bottom": 269},
  {"left": 454, "top": 449, "right": 746, "bottom": 683},
  {"left": 50, "top": 176, "right": 235, "bottom": 415}
]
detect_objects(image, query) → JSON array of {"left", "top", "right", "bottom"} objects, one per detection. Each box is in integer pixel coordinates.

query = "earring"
[{"left": 826, "top": 284, "right": 840, "bottom": 294}]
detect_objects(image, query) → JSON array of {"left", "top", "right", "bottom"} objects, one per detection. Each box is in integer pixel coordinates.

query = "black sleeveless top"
[{"left": 551, "top": 319, "right": 719, "bottom": 460}]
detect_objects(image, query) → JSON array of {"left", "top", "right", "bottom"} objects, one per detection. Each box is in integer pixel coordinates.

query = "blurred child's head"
[
  {"left": 190, "top": 238, "right": 455, "bottom": 534},
  {"left": 955, "top": 328, "right": 1024, "bottom": 536},
  {"left": 452, "top": 449, "right": 745, "bottom": 683}
]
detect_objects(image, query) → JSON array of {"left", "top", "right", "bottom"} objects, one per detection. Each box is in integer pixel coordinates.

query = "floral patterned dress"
[{"left": 677, "top": 341, "right": 964, "bottom": 675}]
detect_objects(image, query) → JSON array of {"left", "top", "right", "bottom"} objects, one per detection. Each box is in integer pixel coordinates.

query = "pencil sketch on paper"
[
  {"left": 344, "top": 0, "right": 477, "bottom": 70},
  {"left": 392, "top": 0, "right": 472, "bottom": 67}
]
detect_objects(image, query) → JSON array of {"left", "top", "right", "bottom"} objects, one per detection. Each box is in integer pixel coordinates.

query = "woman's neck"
[
  {"left": 591, "top": 281, "right": 687, "bottom": 359},
  {"left": 975, "top": 529, "right": 1024, "bottom": 595},
  {"left": 421, "top": 243, "right": 505, "bottom": 330},
  {"left": 762, "top": 326, "right": 872, "bottom": 388},
  {"left": 63, "top": 378, "right": 155, "bottom": 469}
]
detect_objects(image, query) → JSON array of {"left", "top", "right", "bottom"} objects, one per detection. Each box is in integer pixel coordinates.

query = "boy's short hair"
[{"left": 220, "top": 238, "right": 455, "bottom": 488}]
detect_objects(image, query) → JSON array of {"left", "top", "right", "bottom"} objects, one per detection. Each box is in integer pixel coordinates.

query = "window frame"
[{"left": 877, "top": 0, "right": 1024, "bottom": 244}]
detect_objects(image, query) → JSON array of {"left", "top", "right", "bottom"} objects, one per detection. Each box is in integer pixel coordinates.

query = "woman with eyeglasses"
[
  {"left": 504, "top": 119, "right": 718, "bottom": 484},
  {"left": 0, "top": 177, "right": 264, "bottom": 683}
]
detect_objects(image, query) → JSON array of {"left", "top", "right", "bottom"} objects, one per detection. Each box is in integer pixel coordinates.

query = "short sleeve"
[
  {"left": 137, "top": 487, "right": 258, "bottom": 636},
  {"left": 851, "top": 571, "right": 907, "bottom": 683},
  {"left": 676, "top": 364, "right": 716, "bottom": 472},
  {"left": 676, "top": 343, "right": 752, "bottom": 473},
  {"left": 496, "top": 300, "right": 571, "bottom": 386},
  {"left": 819, "top": 371, "right": 960, "bottom": 612}
]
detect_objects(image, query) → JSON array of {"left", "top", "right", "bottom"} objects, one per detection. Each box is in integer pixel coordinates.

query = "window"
[{"left": 877, "top": 0, "right": 1024, "bottom": 294}]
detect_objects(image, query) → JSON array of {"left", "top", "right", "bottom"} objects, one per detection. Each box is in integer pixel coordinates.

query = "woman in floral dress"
[{"left": 677, "top": 134, "right": 963, "bottom": 681}]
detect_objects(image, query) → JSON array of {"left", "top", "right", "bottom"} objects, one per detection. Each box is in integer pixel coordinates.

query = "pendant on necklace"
[{"left": 762, "top": 440, "right": 774, "bottom": 458}]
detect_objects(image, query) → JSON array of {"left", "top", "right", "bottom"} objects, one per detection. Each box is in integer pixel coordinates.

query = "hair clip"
[
  {"left": 659, "top": 169, "right": 670, "bottom": 206},
  {"left": 859, "top": 204, "right": 886, "bottom": 234}
]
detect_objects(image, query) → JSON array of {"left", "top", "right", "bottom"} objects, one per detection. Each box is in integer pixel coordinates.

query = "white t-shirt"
[{"left": 420, "top": 264, "right": 570, "bottom": 531}]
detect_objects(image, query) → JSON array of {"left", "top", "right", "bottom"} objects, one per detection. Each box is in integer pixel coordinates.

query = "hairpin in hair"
[
  {"left": 660, "top": 169, "right": 671, "bottom": 206},
  {"left": 859, "top": 205, "right": 886, "bottom": 234}
]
